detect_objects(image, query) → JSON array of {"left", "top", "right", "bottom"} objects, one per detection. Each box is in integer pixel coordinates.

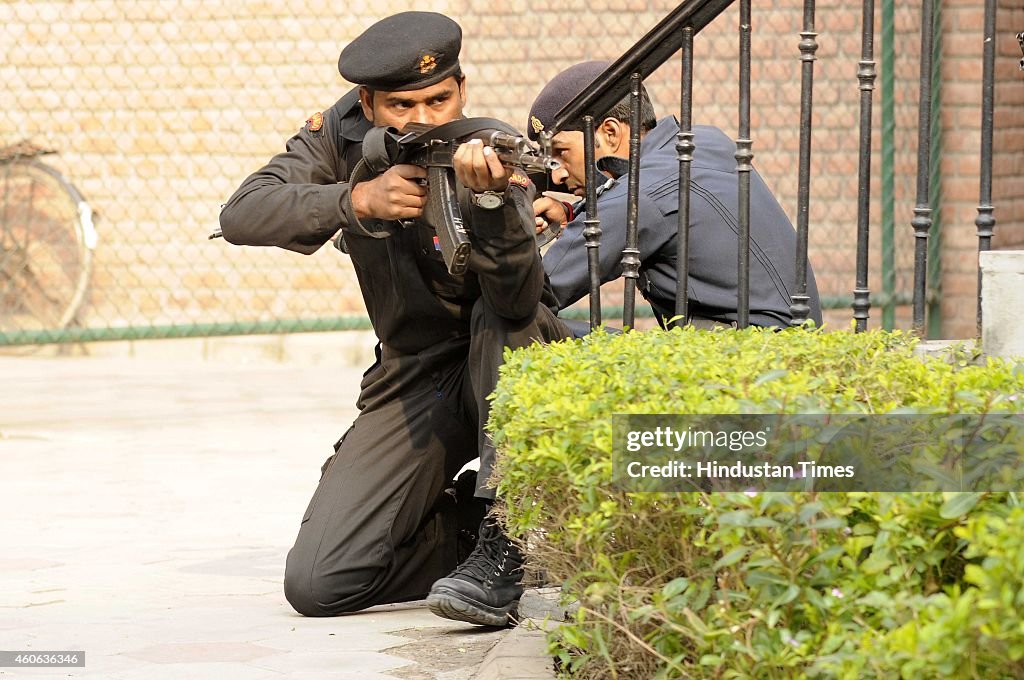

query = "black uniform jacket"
[{"left": 219, "top": 88, "right": 555, "bottom": 356}]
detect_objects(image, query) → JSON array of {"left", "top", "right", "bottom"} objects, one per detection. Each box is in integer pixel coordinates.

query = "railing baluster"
[
  {"left": 975, "top": 0, "right": 997, "bottom": 336},
  {"left": 582, "top": 116, "right": 603, "bottom": 330},
  {"left": 926, "top": 1, "right": 944, "bottom": 338},
  {"left": 736, "top": 0, "right": 753, "bottom": 329},
  {"left": 674, "top": 26, "right": 695, "bottom": 329},
  {"left": 881, "top": 0, "right": 896, "bottom": 330},
  {"left": 911, "top": 0, "right": 936, "bottom": 333},
  {"left": 622, "top": 73, "right": 643, "bottom": 330},
  {"left": 853, "top": 0, "right": 876, "bottom": 333},
  {"left": 791, "top": 0, "right": 817, "bottom": 327}
]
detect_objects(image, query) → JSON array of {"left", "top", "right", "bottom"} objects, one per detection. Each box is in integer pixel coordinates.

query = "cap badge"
[
  {"left": 305, "top": 112, "right": 324, "bottom": 132},
  {"left": 530, "top": 115, "right": 544, "bottom": 134},
  {"left": 418, "top": 54, "right": 438, "bottom": 74}
]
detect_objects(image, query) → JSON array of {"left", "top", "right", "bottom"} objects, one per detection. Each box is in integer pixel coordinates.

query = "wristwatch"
[{"left": 473, "top": 191, "right": 504, "bottom": 211}]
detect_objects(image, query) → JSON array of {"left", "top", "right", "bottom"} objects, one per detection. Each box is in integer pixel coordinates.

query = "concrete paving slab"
[{"left": 0, "top": 354, "right": 509, "bottom": 679}]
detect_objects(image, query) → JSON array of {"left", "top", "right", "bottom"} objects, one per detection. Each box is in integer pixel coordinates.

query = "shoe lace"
[{"left": 451, "top": 519, "right": 520, "bottom": 582}]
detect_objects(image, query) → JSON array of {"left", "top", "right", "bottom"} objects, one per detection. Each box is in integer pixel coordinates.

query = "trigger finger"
[{"left": 405, "top": 192, "right": 427, "bottom": 209}]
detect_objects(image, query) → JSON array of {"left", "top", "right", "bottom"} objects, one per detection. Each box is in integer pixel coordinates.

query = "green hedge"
[{"left": 489, "top": 327, "right": 1024, "bottom": 679}]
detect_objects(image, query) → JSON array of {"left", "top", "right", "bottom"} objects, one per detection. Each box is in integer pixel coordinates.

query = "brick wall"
[{"left": 2, "top": 0, "right": 1020, "bottom": 338}]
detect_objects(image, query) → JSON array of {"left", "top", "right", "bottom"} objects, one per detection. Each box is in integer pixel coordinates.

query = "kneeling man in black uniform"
[{"left": 219, "top": 12, "right": 570, "bottom": 627}]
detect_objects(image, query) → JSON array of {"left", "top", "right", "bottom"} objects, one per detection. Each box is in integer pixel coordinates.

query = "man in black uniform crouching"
[{"left": 219, "top": 12, "right": 570, "bottom": 627}]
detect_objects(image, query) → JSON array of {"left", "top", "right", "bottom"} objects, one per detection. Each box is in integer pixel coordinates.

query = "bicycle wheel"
[{"left": 0, "top": 159, "right": 95, "bottom": 334}]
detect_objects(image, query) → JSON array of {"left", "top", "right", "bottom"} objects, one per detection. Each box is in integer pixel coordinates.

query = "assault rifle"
[{"left": 351, "top": 117, "right": 558, "bottom": 275}]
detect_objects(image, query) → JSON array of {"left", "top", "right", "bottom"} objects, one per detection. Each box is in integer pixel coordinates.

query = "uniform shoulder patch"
[
  {"left": 508, "top": 171, "right": 531, "bottom": 189},
  {"left": 304, "top": 111, "right": 324, "bottom": 133}
]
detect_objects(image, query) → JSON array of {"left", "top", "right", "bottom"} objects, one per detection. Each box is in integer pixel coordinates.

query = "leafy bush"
[{"left": 489, "top": 327, "right": 1024, "bottom": 679}]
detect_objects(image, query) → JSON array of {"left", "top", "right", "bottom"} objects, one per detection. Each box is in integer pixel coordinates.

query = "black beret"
[
  {"left": 338, "top": 12, "right": 462, "bottom": 92},
  {"left": 527, "top": 60, "right": 610, "bottom": 141}
]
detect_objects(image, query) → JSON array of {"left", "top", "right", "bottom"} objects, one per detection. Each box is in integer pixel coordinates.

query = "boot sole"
[{"left": 425, "top": 587, "right": 517, "bottom": 627}]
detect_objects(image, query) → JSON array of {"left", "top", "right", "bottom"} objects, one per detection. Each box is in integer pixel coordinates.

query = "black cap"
[
  {"left": 527, "top": 61, "right": 610, "bottom": 141},
  {"left": 338, "top": 12, "right": 463, "bottom": 92}
]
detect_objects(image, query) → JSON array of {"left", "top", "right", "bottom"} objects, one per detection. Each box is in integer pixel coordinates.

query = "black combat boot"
[{"left": 426, "top": 514, "right": 525, "bottom": 627}]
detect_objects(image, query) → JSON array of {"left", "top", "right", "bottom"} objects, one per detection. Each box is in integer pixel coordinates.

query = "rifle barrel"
[{"left": 493, "top": 150, "right": 560, "bottom": 173}]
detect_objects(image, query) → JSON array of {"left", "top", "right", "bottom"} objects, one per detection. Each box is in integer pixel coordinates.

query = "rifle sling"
[
  {"left": 399, "top": 117, "right": 521, "bottom": 146},
  {"left": 364, "top": 117, "right": 526, "bottom": 171},
  {"left": 360, "top": 125, "right": 402, "bottom": 175}
]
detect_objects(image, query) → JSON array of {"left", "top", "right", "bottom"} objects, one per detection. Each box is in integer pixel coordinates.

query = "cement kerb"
[
  {"left": 472, "top": 621, "right": 556, "bottom": 680},
  {"left": 913, "top": 338, "right": 979, "bottom": 362}
]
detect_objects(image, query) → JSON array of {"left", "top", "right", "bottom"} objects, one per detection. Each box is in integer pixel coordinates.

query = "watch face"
[{"left": 476, "top": 192, "right": 503, "bottom": 210}]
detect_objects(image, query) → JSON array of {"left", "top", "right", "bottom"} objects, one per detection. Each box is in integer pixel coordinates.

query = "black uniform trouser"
[{"left": 283, "top": 300, "right": 571, "bottom": 617}]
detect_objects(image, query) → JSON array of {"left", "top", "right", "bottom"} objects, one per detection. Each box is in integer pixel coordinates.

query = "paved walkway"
[{"left": 0, "top": 354, "right": 505, "bottom": 679}]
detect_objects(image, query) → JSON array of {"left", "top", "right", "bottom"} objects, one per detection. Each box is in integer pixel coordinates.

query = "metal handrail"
[{"left": 549, "top": 0, "right": 735, "bottom": 132}]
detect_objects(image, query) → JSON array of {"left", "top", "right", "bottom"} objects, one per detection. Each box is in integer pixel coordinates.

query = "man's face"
[
  {"left": 360, "top": 76, "right": 467, "bottom": 130},
  {"left": 549, "top": 131, "right": 588, "bottom": 196}
]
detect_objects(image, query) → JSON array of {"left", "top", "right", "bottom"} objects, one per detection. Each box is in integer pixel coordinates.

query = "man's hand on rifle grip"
[
  {"left": 532, "top": 196, "right": 571, "bottom": 236},
  {"left": 453, "top": 139, "right": 509, "bottom": 194},
  {"left": 350, "top": 164, "right": 428, "bottom": 220}
]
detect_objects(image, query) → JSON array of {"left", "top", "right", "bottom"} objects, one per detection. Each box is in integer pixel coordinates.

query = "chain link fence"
[{"left": 2, "top": 0, "right": 1016, "bottom": 347}]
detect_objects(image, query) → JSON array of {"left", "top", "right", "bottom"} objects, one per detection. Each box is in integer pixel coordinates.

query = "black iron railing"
[
  {"left": 975, "top": 0, "right": 998, "bottom": 335},
  {"left": 789, "top": 0, "right": 816, "bottom": 327},
  {"left": 910, "top": 0, "right": 936, "bottom": 334},
  {"left": 675, "top": 25, "right": 696, "bottom": 327},
  {"left": 852, "top": 0, "right": 876, "bottom": 333},
  {"left": 542, "top": 0, "right": 1006, "bottom": 336}
]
